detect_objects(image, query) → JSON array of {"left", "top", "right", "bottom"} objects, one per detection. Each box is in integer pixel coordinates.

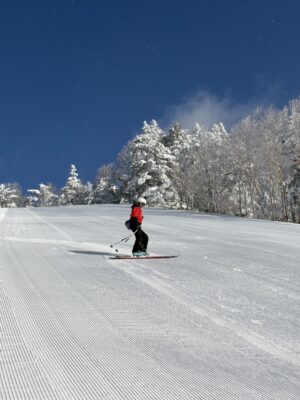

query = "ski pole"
[{"left": 110, "top": 230, "right": 137, "bottom": 249}]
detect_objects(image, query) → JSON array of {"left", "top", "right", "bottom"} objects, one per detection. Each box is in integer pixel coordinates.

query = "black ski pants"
[{"left": 132, "top": 228, "right": 148, "bottom": 253}]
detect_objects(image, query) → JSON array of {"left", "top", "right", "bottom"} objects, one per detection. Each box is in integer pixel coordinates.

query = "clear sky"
[{"left": 1, "top": 0, "right": 300, "bottom": 190}]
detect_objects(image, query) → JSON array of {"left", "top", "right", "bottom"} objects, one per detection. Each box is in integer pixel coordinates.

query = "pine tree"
[
  {"left": 84, "top": 182, "right": 94, "bottom": 205},
  {"left": 26, "top": 189, "right": 40, "bottom": 206},
  {"left": 162, "top": 122, "right": 194, "bottom": 208},
  {"left": 59, "top": 164, "right": 86, "bottom": 205},
  {"left": 0, "top": 183, "right": 20, "bottom": 207},
  {"left": 120, "top": 120, "right": 179, "bottom": 207},
  {"left": 27, "top": 183, "right": 58, "bottom": 207}
]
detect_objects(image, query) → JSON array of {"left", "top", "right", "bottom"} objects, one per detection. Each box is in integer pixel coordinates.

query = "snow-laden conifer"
[
  {"left": 27, "top": 183, "right": 58, "bottom": 207},
  {"left": 59, "top": 164, "right": 86, "bottom": 205},
  {"left": 162, "top": 122, "right": 194, "bottom": 208},
  {"left": 0, "top": 183, "right": 20, "bottom": 208},
  {"left": 121, "top": 120, "right": 179, "bottom": 207}
]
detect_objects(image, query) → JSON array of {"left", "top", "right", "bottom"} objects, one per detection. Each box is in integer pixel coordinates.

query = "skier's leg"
[
  {"left": 132, "top": 229, "right": 143, "bottom": 253},
  {"left": 141, "top": 230, "right": 148, "bottom": 251}
]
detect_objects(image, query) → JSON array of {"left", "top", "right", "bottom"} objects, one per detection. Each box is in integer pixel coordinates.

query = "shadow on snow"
[{"left": 69, "top": 250, "right": 117, "bottom": 256}]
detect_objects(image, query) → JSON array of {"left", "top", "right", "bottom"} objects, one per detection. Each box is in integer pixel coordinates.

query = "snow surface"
[{"left": 1, "top": 205, "right": 299, "bottom": 399}]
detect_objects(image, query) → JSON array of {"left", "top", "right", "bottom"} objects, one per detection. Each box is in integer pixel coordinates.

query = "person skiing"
[{"left": 129, "top": 197, "right": 149, "bottom": 256}]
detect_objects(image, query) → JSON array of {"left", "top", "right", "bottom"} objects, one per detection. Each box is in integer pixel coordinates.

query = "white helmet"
[{"left": 136, "top": 197, "right": 146, "bottom": 205}]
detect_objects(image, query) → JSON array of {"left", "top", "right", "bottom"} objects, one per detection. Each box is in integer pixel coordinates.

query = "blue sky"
[{"left": 1, "top": 0, "right": 300, "bottom": 190}]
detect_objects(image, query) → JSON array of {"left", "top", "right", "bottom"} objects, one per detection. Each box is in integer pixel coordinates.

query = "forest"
[{"left": 1, "top": 98, "right": 299, "bottom": 223}]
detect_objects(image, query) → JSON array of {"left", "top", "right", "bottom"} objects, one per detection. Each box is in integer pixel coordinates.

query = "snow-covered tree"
[
  {"left": 1, "top": 96, "right": 298, "bottom": 222},
  {"left": 227, "top": 105, "right": 298, "bottom": 222},
  {"left": 162, "top": 122, "right": 195, "bottom": 208},
  {"left": 93, "top": 164, "right": 119, "bottom": 204},
  {"left": 26, "top": 189, "right": 40, "bottom": 206},
  {"left": 189, "top": 122, "right": 230, "bottom": 214},
  {"left": 59, "top": 164, "right": 86, "bottom": 205},
  {"left": 84, "top": 181, "right": 94, "bottom": 205},
  {"left": 256, "top": 107, "right": 290, "bottom": 221},
  {"left": 0, "top": 183, "right": 21, "bottom": 207},
  {"left": 119, "top": 120, "right": 179, "bottom": 207},
  {"left": 27, "top": 183, "right": 58, "bottom": 207},
  {"left": 162, "top": 122, "right": 189, "bottom": 158},
  {"left": 285, "top": 98, "right": 300, "bottom": 222}
]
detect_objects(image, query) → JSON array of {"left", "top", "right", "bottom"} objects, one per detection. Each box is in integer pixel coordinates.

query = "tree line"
[{"left": 1, "top": 97, "right": 299, "bottom": 223}]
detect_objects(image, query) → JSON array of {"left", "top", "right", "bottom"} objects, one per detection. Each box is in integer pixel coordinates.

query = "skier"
[{"left": 129, "top": 197, "right": 149, "bottom": 256}]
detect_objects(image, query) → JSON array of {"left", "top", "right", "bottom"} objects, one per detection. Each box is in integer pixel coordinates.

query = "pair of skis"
[
  {"left": 109, "top": 232, "right": 177, "bottom": 260},
  {"left": 109, "top": 254, "right": 178, "bottom": 260}
]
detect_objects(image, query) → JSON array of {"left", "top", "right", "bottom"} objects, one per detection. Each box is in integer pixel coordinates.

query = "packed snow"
[{"left": 1, "top": 205, "right": 299, "bottom": 399}]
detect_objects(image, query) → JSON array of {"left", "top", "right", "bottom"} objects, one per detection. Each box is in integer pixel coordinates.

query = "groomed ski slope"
[{"left": 0, "top": 204, "right": 299, "bottom": 400}]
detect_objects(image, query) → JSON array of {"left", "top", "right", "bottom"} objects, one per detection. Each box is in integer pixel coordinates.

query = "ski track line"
[
  {"left": 2, "top": 242, "right": 204, "bottom": 399},
  {"left": 110, "top": 260, "right": 300, "bottom": 383},
  {"left": 198, "top": 253, "right": 300, "bottom": 302},
  {"left": 2, "top": 235, "right": 111, "bottom": 253},
  {"left": 157, "top": 223, "right": 300, "bottom": 258},
  {"left": 25, "top": 207, "right": 73, "bottom": 241}
]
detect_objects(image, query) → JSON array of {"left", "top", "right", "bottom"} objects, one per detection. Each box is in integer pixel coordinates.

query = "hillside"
[{"left": 1, "top": 205, "right": 299, "bottom": 399}]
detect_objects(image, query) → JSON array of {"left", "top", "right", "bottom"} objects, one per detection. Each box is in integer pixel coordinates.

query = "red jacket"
[{"left": 130, "top": 205, "right": 143, "bottom": 224}]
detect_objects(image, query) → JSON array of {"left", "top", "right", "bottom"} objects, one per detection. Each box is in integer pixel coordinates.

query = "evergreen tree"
[
  {"left": 26, "top": 189, "right": 40, "bottom": 206},
  {"left": 59, "top": 164, "right": 86, "bottom": 205},
  {"left": 27, "top": 183, "right": 58, "bottom": 207},
  {"left": 162, "top": 122, "right": 194, "bottom": 208},
  {"left": 0, "top": 183, "right": 20, "bottom": 207},
  {"left": 84, "top": 182, "right": 94, "bottom": 205},
  {"left": 120, "top": 120, "right": 179, "bottom": 207}
]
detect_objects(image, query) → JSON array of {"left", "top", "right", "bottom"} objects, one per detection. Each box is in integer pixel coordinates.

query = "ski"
[{"left": 109, "top": 255, "right": 178, "bottom": 260}]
